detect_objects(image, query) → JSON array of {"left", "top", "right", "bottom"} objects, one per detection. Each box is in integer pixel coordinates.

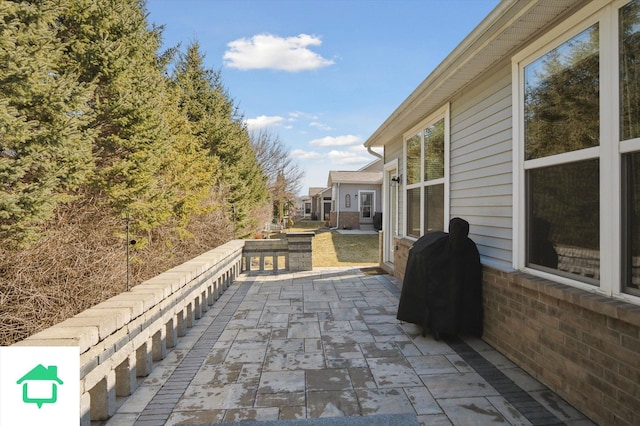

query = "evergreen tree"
[
  {"left": 59, "top": 0, "right": 176, "bottom": 231},
  {"left": 161, "top": 81, "right": 219, "bottom": 229},
  {"left": 0, "top": 0, "right": 94, "bottom": 246},
  {"left": 172, "top": 43, "right": 268, "bottom": 235}
]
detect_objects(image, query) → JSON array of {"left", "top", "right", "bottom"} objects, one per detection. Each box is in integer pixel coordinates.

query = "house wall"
[
  {"left": 383, "top": 8, "right": 640, "bottom": 422},
  {"left": 385, "top": 61, "right": 513, "bottom": 267},
  {"left": 334, "top": 212, "right": 359, "bottom": 229},
  {"left": 335, "top": 184, "right": 381, "bottom": 212},
  {"left": 449, "top": 63, "right": 513, "bottom": 271},
  {"left": 392, "top": 239, "right": 640, "bottom": 425},
  {"left": 483, "top": 265, "right": 640, "bottom": 426}
]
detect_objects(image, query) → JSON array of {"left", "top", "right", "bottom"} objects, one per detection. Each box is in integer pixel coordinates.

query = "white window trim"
[
  {"left": 383, "top": 158, "right": 399, "bottom": 235},
  {"left": 512, "top": 0, "right": 640, "bottom": 304},
  {"left": 402, "top": 103, "right": 450, "bottom": 238}
]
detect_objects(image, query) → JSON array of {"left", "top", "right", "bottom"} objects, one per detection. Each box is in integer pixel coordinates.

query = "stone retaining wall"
[
  {"left": 242, "top": 232, "right": 314, "bottom": 272},
  {"left": 15, "top": 241, "right": 244, "bottom": 425},
  {"left": 12, "top": 234, "right": 316, "bottom": 424}
]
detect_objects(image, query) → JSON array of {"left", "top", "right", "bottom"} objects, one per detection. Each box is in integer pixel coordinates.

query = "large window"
[
  {"left": 516, "top": 0, "right": 640, "bottom": 299},
  {"left": 404, "top": 106, "right": 448, "bottom": 238},
  {"left": 621, "top": 0, "right": 640, "bottom": 296},
  {"left": 523, "top": 24, "right": 600, "bottom": 284}
]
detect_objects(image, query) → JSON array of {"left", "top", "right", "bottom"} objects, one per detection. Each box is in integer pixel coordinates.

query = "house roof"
[
  {"left": 358, "top": 158, "right": 384, "bottom": 173},
  {"left": 364, "top": 0, "right": 584, "bottom": 148},
  {"left": 17, "top": 365, "right": 63, "bottom": 384},
  {"left": 328, "top": 171, "right": 383, "bottom": 186},
  {"left": 308, "top": 187, "right": 326, "bottom": 197}
]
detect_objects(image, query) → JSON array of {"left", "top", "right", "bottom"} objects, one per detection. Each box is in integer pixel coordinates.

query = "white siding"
[{"left": 450, "top": 63, "right": 513, "bottom": 271}]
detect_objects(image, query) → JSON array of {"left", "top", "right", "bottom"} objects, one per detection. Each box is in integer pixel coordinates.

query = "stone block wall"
[
  {"left": 287, "top": 232, "right": 314, "bottom": 271},
  {"left": 243, "top": 239, "right": 288, "bottom": 272},
  {"left": 13, "top": 240, "right": 245, "bottom": 425},
  {"left": 393, "top": 237, "right": 412, "bottom": 283}
]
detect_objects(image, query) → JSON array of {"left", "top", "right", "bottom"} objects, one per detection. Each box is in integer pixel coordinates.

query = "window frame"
[
  {"left": 512, "top": 0, "right": 640, "bottom": 304},
  {"left": 358, "top": 190, "right": 375, "bottom": 220},
  {"left": 402, "top": 103, "right": 450, "bottom": 239}
]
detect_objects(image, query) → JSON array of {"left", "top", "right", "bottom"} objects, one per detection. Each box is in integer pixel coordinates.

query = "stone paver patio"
[{"left": 105, "top": 267, "right": 594, "bottom": 426}]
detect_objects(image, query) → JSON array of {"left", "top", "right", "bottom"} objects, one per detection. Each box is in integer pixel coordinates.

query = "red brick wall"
[
  {"left": 390, "top": 238, "right": 640, "bottom": 425},
  {"left": 482, "top": 266, "right": 640, "bottom": 426},
  {"left": 329, "top": 212, "right": 360, "bottom": 229},
  {"left": 393, "top": 237, "right": 412, "bottom": 283}
]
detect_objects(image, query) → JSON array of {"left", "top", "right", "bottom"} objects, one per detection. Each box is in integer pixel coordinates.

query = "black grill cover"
[{"left": 396, "top": 217, "right": 483, "bottom": 338}]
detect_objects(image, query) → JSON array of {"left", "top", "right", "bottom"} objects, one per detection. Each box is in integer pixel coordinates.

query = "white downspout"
[{"left": 367, "top": 146, "right": 383, "bottom": 159}]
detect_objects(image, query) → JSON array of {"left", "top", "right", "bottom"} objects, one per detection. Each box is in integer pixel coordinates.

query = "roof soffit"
[{"left": 364, "top": 0, "right": 586, "bottom": 148}]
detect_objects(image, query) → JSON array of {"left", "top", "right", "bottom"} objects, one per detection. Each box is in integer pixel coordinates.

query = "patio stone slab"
[
  {"left": 438, "top": 396, "right": 511, "bottom": 425},
  {"left": 406, "top": 355, "right": 459, "bottom": 375},
  {"left": 306, "top": 390, "right": 360, "bottom": 418},
  {"left": 258, "top": 370, "right": 306, "bottom": 393},
  {"left": 403, "top": 385, "right": 442, "bottom": 416},
  {"left": 185, "top": 413, "right": 420, "bottom": 426},
  {"left": 356, "top": 388, "right": 415, "bottom": 415},
  {"left": 306, "top": 368, "right": 352, "bottom": 391},
  {"left": 105, "top": 268, "right": 593, "bottom": 426},
  {"left": 175, "top": 383, "right": 256, "bottom": 410},
  {"left": 421, "top": 372, "right": 499, "bottom": 399},
  {"left": 367, "top": 357, "right": 424, "bottom": 388}
]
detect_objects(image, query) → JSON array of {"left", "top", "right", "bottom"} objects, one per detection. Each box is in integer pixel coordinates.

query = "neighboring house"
[
  {"left": 308, "top": 186, "right": 331, "bottom": 222},
  {"left": 364, "top": 1, "right": 640, "bottom": 424},
  {"left": 16, "top": 364, "right": 63, "bottom": 408},
  {"left": 299, "top": 195, "right": 311, "bottom": 219},
  {"left": 326, "top": 159, "right": 383, "bottom": 230}
]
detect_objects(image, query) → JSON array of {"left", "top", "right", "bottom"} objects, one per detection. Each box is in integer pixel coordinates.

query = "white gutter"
[
  {"left": 367, "top": 146, "right": 383, "bottom": 159},
  {"left": 363, "top": 0, "right": 582, "bottom": 149}
]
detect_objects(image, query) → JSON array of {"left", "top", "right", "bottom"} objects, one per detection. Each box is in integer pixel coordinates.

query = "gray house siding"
[
  {"left": 337, "top": 184, "right": 381, "bottom": 212},
  {"left": 450, "top": 62, "right": 513, "bottom": 271}
]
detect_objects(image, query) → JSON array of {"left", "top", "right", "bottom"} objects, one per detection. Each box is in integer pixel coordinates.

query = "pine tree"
[
  {"left": 172, "top": 43, "right": 268, "bottom": 236},
  {"left": 58, "top": 0, "right": 178, "bottom": 231},
  {"left": 0, "top": 0, "right": 94, "bottom": 246}
]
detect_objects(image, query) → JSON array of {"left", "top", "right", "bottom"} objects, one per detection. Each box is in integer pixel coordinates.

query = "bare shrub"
[{"left": 0, "top": 192, "right": 234, "bottom": 346}]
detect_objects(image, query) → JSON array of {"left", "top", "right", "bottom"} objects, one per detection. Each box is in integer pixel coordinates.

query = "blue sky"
[{"left": 146, "top": 0, "right": 500, "bottom": 195}]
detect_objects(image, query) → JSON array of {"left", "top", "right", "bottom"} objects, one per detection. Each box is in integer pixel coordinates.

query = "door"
[{"left": 359, "top": 191, "right": 374, "bottom": 222}]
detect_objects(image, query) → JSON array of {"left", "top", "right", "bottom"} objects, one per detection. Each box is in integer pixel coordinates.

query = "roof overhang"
[{"left": 364, "top": 0, "right": 586, "bottom": 148}]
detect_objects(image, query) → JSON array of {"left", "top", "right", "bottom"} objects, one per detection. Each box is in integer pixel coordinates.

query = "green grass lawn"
[{"left": 283, "top": 220, "right": 379, "bottom": 267}]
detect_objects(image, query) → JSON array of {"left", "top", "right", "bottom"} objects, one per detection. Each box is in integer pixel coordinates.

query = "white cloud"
[
  {"left": 288, "top": 111, "right": 319, "bottom": 121},
  {"left": 291, "top": 149, "right": 322, "bottom": 160},
  {"left": 309, "top": 135, "right": 361, "bottom": 147},
  {"left": 245, "top": 115, "right": 284, "bottom": 130},
  {"left": 224, "top": 33, "right": 334, "bottom": 72},
  {"left": 327, "top": 149, "right": 372, "bottom": 166},
  {"left": 309, "top": 121, "right": 333, "bottom": 131}
]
